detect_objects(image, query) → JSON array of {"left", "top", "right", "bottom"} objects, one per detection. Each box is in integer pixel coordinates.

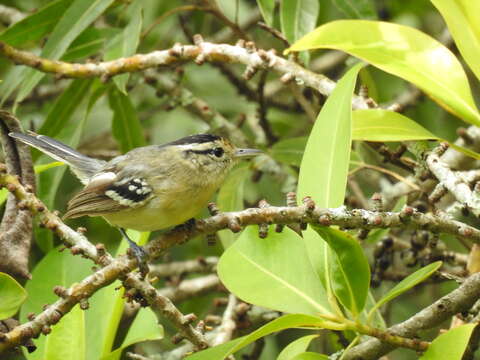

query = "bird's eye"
[{"left": 213, "top": 147, "right": 224, "bottom": 157}]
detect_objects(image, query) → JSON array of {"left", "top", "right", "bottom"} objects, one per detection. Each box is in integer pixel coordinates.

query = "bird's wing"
[
  {"left": 63, "top": 178, "right": 128, "bottom": 219},
  {"left": 63, "top": 171, "right": 153, "bottom": 219}
]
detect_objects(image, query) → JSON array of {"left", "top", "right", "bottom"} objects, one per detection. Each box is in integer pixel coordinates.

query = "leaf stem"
[{"left": 345, "top": 321, "right": 430, "bottom": 352}]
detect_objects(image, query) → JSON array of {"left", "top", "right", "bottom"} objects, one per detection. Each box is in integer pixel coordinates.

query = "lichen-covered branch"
[
  {"left": 158, "top": 275, "right": 220, "bottom": 303},
  {"left": 0, "top": 255, "right": 136, "bottom": 353},
  {"left": 0, "top": 39, "right": 369, "bottom": 110},
  {"left": 0, "top": 168, "right": 110, "bottom": 265},
  {"left": 427, "top": 143, "right": 480, "bottom": 216},
  {"left": 123, "top": 273, "right": 209, "bottom": 350},
  {"left": 0, "top": 4, "right": 25, "bottom": 26},
  {"left": 1, "top": 164, "right": 480, "bottom": 354},
  {"left": 211, "top": 294, "right": 238, "bottom": 346},
  {"left": 149, "top": 257, "right": 218, "bottom": 278}
]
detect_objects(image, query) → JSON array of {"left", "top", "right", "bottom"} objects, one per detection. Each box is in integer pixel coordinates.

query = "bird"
[{"left": 9, "top": 131, "right": 261, "bottom": 269}]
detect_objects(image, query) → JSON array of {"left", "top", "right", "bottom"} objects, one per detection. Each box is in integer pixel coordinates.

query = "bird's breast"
[{"left": 102, "top": 180, "right": 219, "bottom": 231}]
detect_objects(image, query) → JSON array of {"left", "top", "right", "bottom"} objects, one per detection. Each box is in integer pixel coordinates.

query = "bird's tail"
[{"left": 9, "top": 132, "right": 106, "bottom": 184}]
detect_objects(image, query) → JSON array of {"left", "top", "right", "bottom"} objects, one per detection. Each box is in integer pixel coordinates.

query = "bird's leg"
[{"left": 118, "top": 228, "right": 149, "bottom": 277}]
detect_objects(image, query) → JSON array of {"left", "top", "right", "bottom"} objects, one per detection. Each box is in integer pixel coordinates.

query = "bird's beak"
[{"left": 235, "top": 148, "right": 263, "bottom": 158}]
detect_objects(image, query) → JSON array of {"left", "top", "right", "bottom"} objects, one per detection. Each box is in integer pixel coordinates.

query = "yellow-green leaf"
[
  {"left": 218, "top": 226, "right": 333, "bottom": 316},
  {"left": 187, "top": 314, "right": 332, "bottom": 360},
  {"left": 0, "top": 272, "right": 27, "bottom": 319},
  {"left": 297, "top": 63, "right": 364, "bottom": 317},
  {"left": 312, "top": 226, "right": 370, "bottom": 316},
  {"left": 368, "top": 261, "right": 442, "bottom": 322},
  {"left": 431, "top": 0, "right": 480, "bottom": 82},
  {"left": 278, "top": 335, "right": 319, "bottom": 360},
  {"left": 44, "top": 305, "right": 86, "bottom": 360},
  {"left": 298, "top": 62, "right": 364, "bottom": 206},
  {"left": 420, "top": 324, "right": 476, "bottom": 360},
  {"left": 104, "top": 2, "right": 143, "bottom": 93},
  {"left": 287, "top": 20, "right": 480, "bottom": 127},
  {"left": 280, "top": 0, "right": 320, "bottom": 44},
  {"left": 257, "top": 0, "right": 275, "bottom": 26},
  {"left": 216, "top": 163, "right": 249, "bottom": 248},
  {"left": 16, "top": 0, "right": 115, "bottom": 103},
  {"left": 352, "top": 109, "right": 480, "bottom": 160},
  {"left": 353, "top": 109, "right": 437, "bottom": 141}
]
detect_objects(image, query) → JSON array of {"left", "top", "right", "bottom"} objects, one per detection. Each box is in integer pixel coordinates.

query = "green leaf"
[
  {"left": 38, "top": 79, "right": 93, "bottom": 140},
  {"left": 420, "top": 324, "right": 476, "bottom": 360},
  {"left": 368, "top": 261, "right": 442, "bottom": 321},
  {"left": 38, "top": 80, "right": 95, "bottom": 209},
  {"left": 280, "top": 0, "right": 320, "bottom": 44},
  {"left": 16, "top": 0, "right": 115, "bottom": 103},
  {"left": 104, "top": 2, "right": 143, "bottom": 93},
  {"left": 352, "top": 109, "right": 480, "bottom": 160},
  {"left": 331, "top": 0, "right": 377, "bottom": 19},
  {"left": 216, "top": 163, "right": 249, "bottom": 248},
  {"left": 312, "top": 226, "right": 370, "bottom": 316},
  {"left": 0, "top": 0, "right": 70, "bottom": 46},
  {"left": 257, "top": 0, "right": 275, "bottom": 26},
  {"left": 0, "top": 189, "right": 7, "bottom": 206},
  {"left": 277, "top": 335, "right": 318, "bottom": 360},
  {"left": 187, "top": 314, "right": 331, "bottom": 360},
  {"left": 287, "top": 20, "right": 480, "bottom": 127},
  {"left": 0, "top": 0, "right": 70, "bottom": 105},
  {"left": 431, "top": 0, "right": 480, "bottom": 82},
  {"left": 62, "top": 28, "right": 116, "bottom": 61},
  {"left": 34, "top": 162, "right": 65, "bottom": 174},
  {"left": 0, "top": 272, "right": 27, "bottom": 319},
  {"left": 36, "top": 81, "right": 102, "bottom": 253},
  {"left": 99, "top": 308, "right": 163, "bottom": 360},
  {"left": 297, "top": 62, "right": 363, "bottom": 206},
  {"left": 297, "top": 63, "right": 363, "bottom": 316},
  {"left": 352, "top": 109, "right": 437, "bottom": 142},
  {"left": 270, "top": 137, "right": 307, "bottom": 166},
  {"left": 0, "top": 66, "right": 25, "bottom": 106},
  {"left": 218, "top": 226, "right": 333, "bottom": 316},
  {"left": 108, "top": 85, "right": 146, "bottom": 152},
  {"left": 363, "top": 291, "right": 386, "bottom": 329},
  {"left": 21, "top": 247, "right": 92, "bottom": 360},
  {"left": 291, "top": 353, "right": 329, "bottom": 360},
  {"left": 44, "top": 305, "right": 86, "bottom": 360}
]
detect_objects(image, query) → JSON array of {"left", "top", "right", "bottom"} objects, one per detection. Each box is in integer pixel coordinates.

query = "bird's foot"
[{"left": 120, "top": 228, "right": 149, "bottom": 278}]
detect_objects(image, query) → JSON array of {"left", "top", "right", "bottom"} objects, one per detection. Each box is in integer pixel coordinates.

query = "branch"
[
  {"left": 211, "top": 294, "right": 238, "bottom": 346},
  {"left": 123, "top": 274, "right": 209, "bottom": 350},
  {"left": 0, "top": 111, "right": 35, "bottom": 278},
  {"left": 2, "top": 166, "right": 479, "bottom": 353},
  {"left": 144, "top": 203, "right": 480, "bottom": 256},
  {"left": 0, "top": 254, "right": 136, "bottom": 353},
  {"left": 149, "top": 257, "right": 218, "bottom": 278},
  {"left": 0, "top": 5, "right": 25, "bottom": 26},
  {"left": 427, "top": 143, "right": 480, "bottom": 216},
  {"left": 0, "top": 39, "right": 369, "bottom": 110},
  {"left": 344, "top": 272, "right": 480, "bottom": 360},
  {"left": 157, "top": 275, "right": 220, "bottom": 303},
  {"left": 0, "top": 168, "right": 111, "bottom": 265}
]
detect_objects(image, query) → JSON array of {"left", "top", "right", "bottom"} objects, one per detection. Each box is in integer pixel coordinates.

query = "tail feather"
[{"left": 9, "top": 132, "right": 106, "bottom": 184}]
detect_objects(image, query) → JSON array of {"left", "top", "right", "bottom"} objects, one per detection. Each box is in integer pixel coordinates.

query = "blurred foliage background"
[{"left": 1, "top": 0, "right": 479, "bottom": 359}]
